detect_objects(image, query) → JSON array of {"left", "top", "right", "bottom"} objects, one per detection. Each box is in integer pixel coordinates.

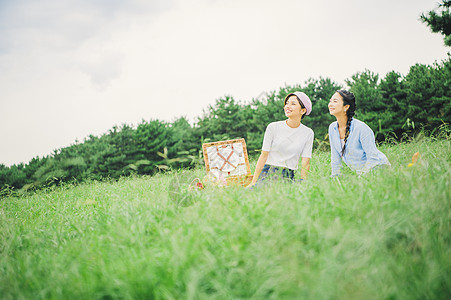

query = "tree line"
[{"left": 1, "top": 57, "right": 450, "bottom": 194}]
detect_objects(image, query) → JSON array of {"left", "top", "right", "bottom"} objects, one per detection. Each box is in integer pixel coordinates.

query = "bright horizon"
[{"left": 0, "top": 0, "right": 449, "bottom": 167}]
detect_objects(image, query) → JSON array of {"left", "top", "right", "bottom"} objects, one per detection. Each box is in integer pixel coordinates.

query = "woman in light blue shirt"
[{"left": 328, "top": 90, "right": 390, "bottom": 176}]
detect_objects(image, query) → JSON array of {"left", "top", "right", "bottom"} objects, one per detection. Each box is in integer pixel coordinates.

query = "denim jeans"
[{"left": 257, "top": 164, "right": 295, "bottom": 183}]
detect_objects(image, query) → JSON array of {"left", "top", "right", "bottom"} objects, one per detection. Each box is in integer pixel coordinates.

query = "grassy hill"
[{"left": 1, "top": 135, "right": 450, "bottom": 299}]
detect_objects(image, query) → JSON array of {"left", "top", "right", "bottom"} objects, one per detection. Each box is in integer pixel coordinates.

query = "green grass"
[{"left": 1, "top": 136, "right": 450, "bottom": 299}]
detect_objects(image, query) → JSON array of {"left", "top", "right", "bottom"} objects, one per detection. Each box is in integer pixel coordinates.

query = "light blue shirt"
[{"left": 329, "top": 118, "right": 390, "bottom": 176}]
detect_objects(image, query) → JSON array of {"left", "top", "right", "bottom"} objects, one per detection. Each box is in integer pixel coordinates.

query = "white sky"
[{"left": 0, "top": 0, "right": 449, "bottom": 166}]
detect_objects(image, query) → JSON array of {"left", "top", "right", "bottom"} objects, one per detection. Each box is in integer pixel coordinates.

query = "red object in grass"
[{"left": 196, "top": 182, "right": 204, "bottom": 189}]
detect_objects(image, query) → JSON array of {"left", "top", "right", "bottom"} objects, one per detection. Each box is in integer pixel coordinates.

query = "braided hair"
[{"left": 337, "top": 90, "right": 356, "bottom": 156}]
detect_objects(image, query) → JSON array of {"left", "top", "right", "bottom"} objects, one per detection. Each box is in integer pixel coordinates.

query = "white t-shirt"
[{"left": 262, "top": 120, "right": 314, "bottom": 170}]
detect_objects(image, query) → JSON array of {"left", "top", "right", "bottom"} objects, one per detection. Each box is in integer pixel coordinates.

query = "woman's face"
[
  {"left": 284, "top": 96, "right": 306, "bottom": 119},
  {"left": 328, "top": 92, "right": 349, "bottom": 117}
]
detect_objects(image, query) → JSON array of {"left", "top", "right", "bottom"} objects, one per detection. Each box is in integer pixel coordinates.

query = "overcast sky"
[{"left": 0, "top": 0, "right": 448, "bottom": 166}]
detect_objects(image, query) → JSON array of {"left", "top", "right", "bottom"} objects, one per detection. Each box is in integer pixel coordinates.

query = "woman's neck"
[
  {"left": 286, "top": 117, "right": 301, "bottom": 128},
  {"left": 336, "top": 114, "right": 348, "bottom": 130}
]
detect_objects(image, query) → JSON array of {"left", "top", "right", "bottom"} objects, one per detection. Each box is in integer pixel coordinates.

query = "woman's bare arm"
[
  {"left": 300, "top": 157, "right": 310, "bottom": 180},
  {"left": 247, "top": 151, "right": 269, "bottom": 187}
]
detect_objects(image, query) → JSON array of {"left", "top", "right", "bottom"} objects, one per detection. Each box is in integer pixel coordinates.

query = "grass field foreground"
[{"left": 1, "top": 136, "right": 450, "bottom": 299}]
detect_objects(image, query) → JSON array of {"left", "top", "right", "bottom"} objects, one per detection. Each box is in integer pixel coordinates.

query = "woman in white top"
[{"left": 247, "top": 92, "right": 314, "bottom": 186}]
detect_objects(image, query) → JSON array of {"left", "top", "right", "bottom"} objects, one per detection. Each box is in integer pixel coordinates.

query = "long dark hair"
[{"left": 337, "top": 90, "right": 356, "bottom": 156}]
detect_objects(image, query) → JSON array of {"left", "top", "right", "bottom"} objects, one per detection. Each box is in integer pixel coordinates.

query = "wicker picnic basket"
[{"left": 202, "top": 138, "right": 253, "bottom": 186}]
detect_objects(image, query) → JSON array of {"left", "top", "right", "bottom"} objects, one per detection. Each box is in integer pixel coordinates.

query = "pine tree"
[
  {"left": 421, "top": 0, "right": 451, "bottom": 46},
  {"left": 378, "top": 71, "right": 408, "bottom": 139},
  {"left": 347, "top": 70, "right": 387, "bottom": 140}
]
